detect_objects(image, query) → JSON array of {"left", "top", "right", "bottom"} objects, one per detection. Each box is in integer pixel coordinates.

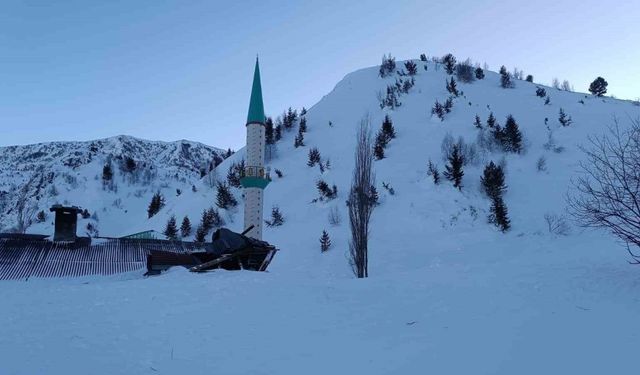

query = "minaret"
[{"left": 240, "top": 57, "right": 270, "bottom": 240}]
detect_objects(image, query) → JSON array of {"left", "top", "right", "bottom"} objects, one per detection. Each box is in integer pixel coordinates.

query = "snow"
[{"left": 1, "top": 60, "right": 640, "bottom": 374}]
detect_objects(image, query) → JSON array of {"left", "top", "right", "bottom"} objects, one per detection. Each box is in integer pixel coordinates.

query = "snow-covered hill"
[
  {"left": 0, "top": 135, "right": 227, "bottom": 235},
  {"left": 2, "top": 59, "right": 640, "bottom": 374}
]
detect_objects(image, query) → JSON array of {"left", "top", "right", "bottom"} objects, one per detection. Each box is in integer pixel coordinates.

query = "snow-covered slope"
[
  {"left": 0, "top": 135, "right": 226, "bottom": 235},
  {"left": 1, "top": 60, "right": 640, "bottom": 374}
]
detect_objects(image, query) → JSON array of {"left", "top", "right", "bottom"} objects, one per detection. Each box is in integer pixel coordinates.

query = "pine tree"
[
  {"left": 299, "top": 117, "right": 308, "bottom": 133},
  {"left": 274, "top": 124, "right": 282, "bottom": 141},
  {"left": 446, "top": 77, "right": 459, "bottom": 96},
  {"left": 405, "top": 60, "right": 418, "bottom": 76},
  {"left": 147, "top": 192, "right": 165, "bottom": 218},
  {"left": 431, "top": 100, "right": 445, "bottom": 121},
  {"left": 316, "top": 180, "right": 337, "bottom": 200},
  {"left": 180, "top": 216, "right": 192, "bottom": 238},
  {"left": 503, "top": 115, "right": 523, "bottom": 153},
  {"left": 420, "top": 53, "right": 427, "bottom": 62},
  {"left": 381, "top": 115, "right": 396, "bottom": 139},
  {"left": 195, "top": 225, "right": 207, "bottom": 243},
  {"left": 36, "top": 210, "right": 46, "bottom": 223},
  {"left": 227, "top": 163, "right": 241, "bottom": 188},
  {"left": 443, "top": 97, "right": 453, "bottom": 113},
  {"left": 473, "top": 114, "right": 483, "bottom": 129},
  {"left": 443, "top": 53, "right": 456, "bottom": 74},
  {"left": 443, "top": 145, "right": 464, "bottom": 190},
  {"left": 499, "top": 65, "right": 513, "bottom": 88},
  {"left": 294, "top": 129, "right": 305, "bottom": 148},
  {"left": 320, "top": 230, "right": 331, "bottom": 252},
  {"left": 526, "top": 75, "right": 534, "bottom": 82},
  {"left": 427, "top": 159, "right": 440, "bottom": 185},
  {"left": 378, "top": 53, "right": 396, "bottom": 77},
  {"left": 307, "top": 147, "right": 321, "bottom": 167},
  {"left": 558, "top": 108, "right": 573, "bottom": 127},
  {"left": 536, "top": 87, "right": 547, "bottom": 97},
  {"left": 374, "top": 137, "right": 385, "bottom": 160},
  {"left": 481, "top": 161, "right": 507, "bottom": 200},
  {"left": 544, "top": 96, "right": 551, "bottom": 105},
  {"left": 216, "top": 182, "right": 237, "bottom": 209},
  {"left": 300, "top": 107, "right": 307, "bottom": 117},
  {"left": 265, "top": 206, "right": 284, "bottom": 227},
  {"left": 489, "top": 196, "right": 511, "bottom": 232},
  {"left": 487, "top": 112, "right": 496, "bottom": 128},
  {"left": 163, "top": 215, "right": 178, "bottom": 240},
  {"left": 588, "top": 77, "right": 608, "bottom": 97},
  {"left": 475, "top": 67, "right": 485, "bottom": 80},
  {"left": 265, "top": 117, "right": 275, "bottom": 145}
]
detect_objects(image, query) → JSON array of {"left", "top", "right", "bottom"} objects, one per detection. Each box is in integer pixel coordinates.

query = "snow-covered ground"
[{"left": 1, "top": 59, "right": 639, "bottom": 374}]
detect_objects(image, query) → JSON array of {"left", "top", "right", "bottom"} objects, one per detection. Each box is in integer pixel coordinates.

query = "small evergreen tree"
[
  {"left": 536, "top": 87, "right": 547, "bottom": 97},
  {"left": 475, "top": 67, "right": 485, "bottom": 80},
  {"left": 163, "top": 215, "right": 178, "bottom": 240},
  {"left": 431, "top": 100, "right": 445, "bottom": 121},
  {"left": 374, "top": 134, "right": 386, "bottom": 160},
  {"left": 378, "top": 54, "right": 396, "bottom": 77},
  {"left": 265, "top": 206, "right": 284, "bottom": 227},
  {"left": 307, "top": 147, "right": 321, "bottom": 167},
  {"left": 526, "top": 75, "right": 534, "bottom": 82},
  {"left": 446, "top": 77, "right": 459, "bottom": 96},
  {"left": 503, "top": 115, "right": 523, "bottom": 153},
  {"left": 499, "top": 65, "right": 513, "bottom": 88},
  {"left": 443, "top": 144, "right": 464, "bottom": 190},
  {"left": 381, "top": 115, "right": 396, "bottom": 139},
  {"left": 558, "top": 108, "right": 573, "bottom": 127},
  {"left": 180, "top": 216, "right": 192, "bottom": 238},
  {"left": 216, "top": 182, "right": 237, "bottom": 209},
  {"left": 147, "top": 192, "right": 165, "bottom": 218},
  {"left": 420, "top": 53, "right": 427, "bottom": 61},
  {"left": 195, "top": 225, "right": 207, "bottom": 243},
  {"left": 588, "top": 77, "right": 608, "bottom": 97},
  {"left": 544, "top": 96, "right": 551, "bottom": 105},
  {"left": 274, "top": 124, "right": 282, "bottom": 141},
  {"left": 443, "top": 97, "right": 453, "bottom": 113},
  {"left": 265, "top": 117, "right": 275, "bottom": 145},
  {"left": 299, "top": 117, "right": 307, "bottom": 133},
  {"left": 473, "top": 114, "right": 483, "bottom": 129},
  {"left": 443, "top": 53, "right": 456, "bottom": 74},
  {"left": 227, "top": 163, "right": 241, "bottom": 188},
  {"left": 487, "top": 112, "right": 497, "bottom": 128},
  {"left": 317, "top": 180, "right": 338, "bottom": 200},
  {"left": 489, "top": 196, "right": 511, "bottom": 232},
  {"left": 427, "top": 159, "right": 440, "bottom": 185},
  {"left": 405, "top": 60, "right": 418, "bottom": 76},
  {"left": 320, "top": 230, "right": 331, "bottom": 252},
  {"left": 36, "top": 210, "right": 46, "bottom": 223},
  {"left": 294, "top": 129, "right": 304, "bottom": 148},
  {"left": 481, "top": 161, "right": 507, "bottom": 200}
]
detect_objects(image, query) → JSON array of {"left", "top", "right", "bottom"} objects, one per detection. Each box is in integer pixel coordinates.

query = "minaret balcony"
[{"left": 240, "top": 166, "right": 271, "bottom": 189}]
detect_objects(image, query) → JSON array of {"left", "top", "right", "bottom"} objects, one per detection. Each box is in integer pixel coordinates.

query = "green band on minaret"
[{"left": 246, "top": 57, "right": 265, "bottom": 125}]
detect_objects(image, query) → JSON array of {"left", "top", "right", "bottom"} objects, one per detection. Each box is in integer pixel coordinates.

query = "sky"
[{"left": 1, "top": 0, "right": 639, "bottom": 149}]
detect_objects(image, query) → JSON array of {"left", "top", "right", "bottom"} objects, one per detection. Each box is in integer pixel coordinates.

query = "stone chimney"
[{"left": 49, "top": 205, "right": 81, "bottom": 242}]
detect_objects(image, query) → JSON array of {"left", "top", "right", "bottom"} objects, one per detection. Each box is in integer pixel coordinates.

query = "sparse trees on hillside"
[
  {"left": 589, "top": 77, "right": 608, "bottom": 97},
  {"left": 568, "top": 119, "right": 640, "bottom": 262},
  {"left": 348, "top": 117, "right": 376, "bottom": 278}
]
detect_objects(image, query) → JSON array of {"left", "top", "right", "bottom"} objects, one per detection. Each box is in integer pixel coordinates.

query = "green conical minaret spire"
[{"left": 246, "top": 57, "right": 265, "bottom": 125}]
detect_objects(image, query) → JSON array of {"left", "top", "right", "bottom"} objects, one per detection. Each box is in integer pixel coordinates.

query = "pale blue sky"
[{"left": 1, "top": 0, "right": 638, "bottom": 148}]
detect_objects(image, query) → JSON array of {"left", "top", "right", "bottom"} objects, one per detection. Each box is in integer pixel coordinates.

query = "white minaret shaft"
[{"left": 240, "top": 57, "right": 270, "bottom": 240}]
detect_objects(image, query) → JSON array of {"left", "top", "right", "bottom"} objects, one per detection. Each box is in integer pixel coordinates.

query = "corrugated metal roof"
[{"left": 0, "top": 237, "right": 198, "bottom": 281}]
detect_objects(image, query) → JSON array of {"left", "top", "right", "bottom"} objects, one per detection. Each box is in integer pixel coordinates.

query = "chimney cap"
[{"left": 49, "top": 204, "right": 82, "bottom": 213}]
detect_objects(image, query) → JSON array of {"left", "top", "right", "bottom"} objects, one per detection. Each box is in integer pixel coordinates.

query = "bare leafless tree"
[
  {"left": 349, "top": 116, "right": 376, "bottom": 278},
  {"left": 567, "top": 118, "right": 640, "bottom": 263}
]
